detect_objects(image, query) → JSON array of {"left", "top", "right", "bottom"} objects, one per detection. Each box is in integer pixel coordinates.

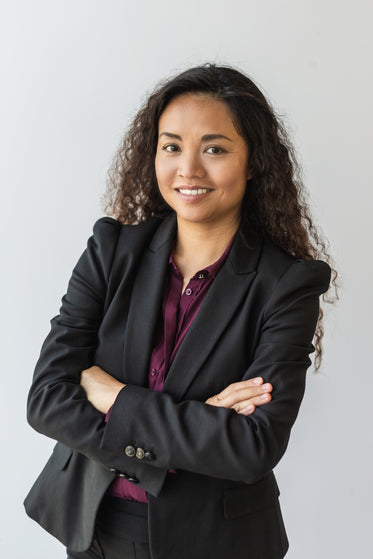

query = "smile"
[{"left": 177, "top": 188, "right": 212, "bottom": 196}]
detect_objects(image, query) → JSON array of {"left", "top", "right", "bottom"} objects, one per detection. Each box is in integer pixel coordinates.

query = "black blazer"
[{"left": 24, "top": 214, "right": 331, "bottom": 559}]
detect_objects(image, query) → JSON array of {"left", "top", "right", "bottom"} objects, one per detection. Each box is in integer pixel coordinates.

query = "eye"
[
  {"left": 206, "top": 146, "right": 224, "bottom": 155},
  {"left": 162, "top": 144, "right": 180, "bottom": 152}
]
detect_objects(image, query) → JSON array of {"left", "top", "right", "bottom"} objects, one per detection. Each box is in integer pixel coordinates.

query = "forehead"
[{"left": 158, "top": 93, "right": 239, "bottom": 135}]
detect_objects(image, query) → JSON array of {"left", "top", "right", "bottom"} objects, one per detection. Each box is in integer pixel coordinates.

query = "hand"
[
  {"left": 205, "top": 377, "right": 272, "bottom": 416},
  {"left": 80, "top": 366, "right": 125, "bottom": 414}
]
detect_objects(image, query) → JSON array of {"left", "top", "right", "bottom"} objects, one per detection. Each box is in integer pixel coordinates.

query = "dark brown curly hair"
[{"left": 103, "top": 63, "right": 338, "bottom": 370}]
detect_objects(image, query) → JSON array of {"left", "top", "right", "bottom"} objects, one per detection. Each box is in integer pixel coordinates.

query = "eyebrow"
[{"left": 159, "top": 132, "right": 233, "bottom": 142}]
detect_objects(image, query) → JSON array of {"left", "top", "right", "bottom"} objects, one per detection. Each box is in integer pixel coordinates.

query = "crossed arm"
[{"left": 80, "top": 366, "right": 273, "bottom": 417}]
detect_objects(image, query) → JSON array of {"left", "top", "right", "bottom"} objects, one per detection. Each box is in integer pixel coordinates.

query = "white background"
[{"left": 1, "top": 1, "right": 372, "bottom": 557}]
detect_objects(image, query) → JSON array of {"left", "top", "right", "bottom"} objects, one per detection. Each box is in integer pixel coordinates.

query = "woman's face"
[{"left": 155, "top": 93, "right": 251, "bottom": 230}]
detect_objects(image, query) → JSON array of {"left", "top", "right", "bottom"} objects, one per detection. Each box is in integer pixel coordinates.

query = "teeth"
[{"left": 179, "top": 188, "right": 210, "bottom": 195}]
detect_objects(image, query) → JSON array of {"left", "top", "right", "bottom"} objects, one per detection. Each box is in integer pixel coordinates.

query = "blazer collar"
[
  {"left": 148, "top": 212, "right": 262, "bottom": 272},
  {"left": 123, "top": 215, "right": 176, "bottom": 388},
  {"left": 123, "top": 213, "right": 263, "bottom": 397},
  {"left": 148, "top": 212, "right": 177, "bottom": 252}
]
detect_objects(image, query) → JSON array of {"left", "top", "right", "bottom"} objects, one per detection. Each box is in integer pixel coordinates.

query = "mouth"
[{"left": 175, "top": 186, "right": 213, "bottom": 196}]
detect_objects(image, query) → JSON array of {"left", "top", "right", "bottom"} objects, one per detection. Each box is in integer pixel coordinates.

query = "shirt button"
[
  {"left": 185, "top": 288, "right": 192, "bottom": 296},
  {"left": 198, "top": 273, "right": 205, "bottom": 279},
  {"left": 150, "top": 368, "right": 157, "bottom": 376},
  {"left": 124, "top": 445, "right": 136, "bottom": 458}
]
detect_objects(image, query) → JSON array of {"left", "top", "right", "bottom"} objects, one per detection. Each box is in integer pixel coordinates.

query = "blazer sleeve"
[
  {"left": 27, "top": 217, "right": 123, "bottom": 462},
  {"left": 100, "top": 258, "right": 331, "bottom": 486}
]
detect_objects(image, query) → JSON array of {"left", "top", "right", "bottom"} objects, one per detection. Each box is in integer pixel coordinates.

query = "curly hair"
[{"left": 103, "top": 63, "right": 338, "bottom": 370}]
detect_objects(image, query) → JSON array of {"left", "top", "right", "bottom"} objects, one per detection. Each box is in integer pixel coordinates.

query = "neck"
[{"left": 173, "top": 215, "right": 240, "bottom": 279}]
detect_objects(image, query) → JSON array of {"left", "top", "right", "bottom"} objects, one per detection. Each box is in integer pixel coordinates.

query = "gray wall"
[{"left": 1, "top": 1, "right": 372, "bottom": 557}]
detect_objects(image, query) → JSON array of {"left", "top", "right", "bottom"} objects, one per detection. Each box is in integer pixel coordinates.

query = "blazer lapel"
[
  {"left": 123, "top": 214, "right": 177, "bottom": 387},
  {"left": 163, "top": 231, "right": 263, "bottom": 400}
]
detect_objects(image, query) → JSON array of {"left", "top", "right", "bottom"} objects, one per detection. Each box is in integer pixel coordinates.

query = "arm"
[
  {"left": 100, "top": 259, "right": 331, "bottom": 485},
  {"left": 26, "top": 218, "right": 123, "bottom": 464},
  {"left": 80, "top": 366, "right": 272, "bottom": 416}
]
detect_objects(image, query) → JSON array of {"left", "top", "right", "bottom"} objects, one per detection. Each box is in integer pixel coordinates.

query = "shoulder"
[
  {"left": 257, "top": 237, "right": 331, "bottom": 296},
  {"left": 75, "top": 216, "right": 164, "bottom": 278},
  {"left": 92, "top": 216, "right": 162, "bottom": 242},
  {"left": 91, "top": 216, "right": 164, "bottom": 253}
]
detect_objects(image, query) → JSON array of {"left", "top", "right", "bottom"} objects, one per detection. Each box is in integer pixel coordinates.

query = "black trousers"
[{"left": 66, "top": 496, "right": 151, "bottom": 559}]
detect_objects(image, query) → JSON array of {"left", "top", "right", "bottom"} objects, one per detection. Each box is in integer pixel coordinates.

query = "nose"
[{"left": 177, "top": 150, "right": 206, "bottom": 180}]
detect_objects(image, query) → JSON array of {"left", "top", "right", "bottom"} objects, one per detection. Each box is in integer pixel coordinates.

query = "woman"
[{"left": 24, "top": 63, "right": 335, "bottom": 559}]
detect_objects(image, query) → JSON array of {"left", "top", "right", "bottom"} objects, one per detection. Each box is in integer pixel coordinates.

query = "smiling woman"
[
  {"left": 155, "top": 94, "right": 250, "bottom": 231},
  {"left": 24, "top": 63, "right": 337, "bottom": 559}
]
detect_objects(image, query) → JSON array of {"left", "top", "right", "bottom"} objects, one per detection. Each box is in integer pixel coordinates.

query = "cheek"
[
  {"left": 215, "top": 160, "right": 248, "bottom": 190},
  {"left": 155, "top": 158, "right": 174, "bottom": 204},
  {"left": 155, "top": 156, "right": 174, "bottom": 185}
]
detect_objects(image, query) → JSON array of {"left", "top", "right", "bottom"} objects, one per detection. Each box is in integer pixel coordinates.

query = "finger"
[
  {"left": 237, "top": 404, "right": 256, "bottom": 416},
  {"left": 237, "top": 405, "right": 256, "bottom": 415},
  {"left": 233, "top": 392, "right": 272, "bottom": 413},
  {"left": 215, "top": 378, "right": 262, "bottom": 402},
  {"left": 218, "top": 382, "right": 272, "bottom": 408}
]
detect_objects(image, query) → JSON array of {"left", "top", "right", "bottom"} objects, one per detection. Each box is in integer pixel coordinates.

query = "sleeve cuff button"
[
  {"left": 124, "top": 445, "right": 136, "bottom": 457},
  {"left": 136, "top": 448, "right": 145, "bottom": 459}
]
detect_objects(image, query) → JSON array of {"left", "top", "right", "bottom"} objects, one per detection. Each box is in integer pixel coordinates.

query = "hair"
[{"left": 103, "top": 63, "right": 338, "bottom": 370}]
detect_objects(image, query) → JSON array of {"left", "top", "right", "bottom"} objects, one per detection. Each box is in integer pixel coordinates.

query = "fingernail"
[
  {"left": 245, "top": 405, "right": 255, "bottom": 413},
  {"left": 252, "top": 378, "right": 262, "bottom": 385},
  {"left": 261, "top": 383, "right": 270, "bottom": 391},
  {"left": 260, "top": 393, "right": 269, "bottom": 400}
]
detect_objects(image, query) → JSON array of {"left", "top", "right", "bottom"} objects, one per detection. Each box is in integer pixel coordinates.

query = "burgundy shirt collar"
[{"left": 169, "top": 231, "right": 237, "bottom": 279}]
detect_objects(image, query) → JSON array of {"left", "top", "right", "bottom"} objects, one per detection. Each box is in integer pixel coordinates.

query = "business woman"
[{"left": 25, "top": 64, "right": 335, "bottom": 559}]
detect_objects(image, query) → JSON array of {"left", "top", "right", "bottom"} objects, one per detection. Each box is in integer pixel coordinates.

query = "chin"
[{"left": 176, "top": 210, "right": 215, "bottom": 225}]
